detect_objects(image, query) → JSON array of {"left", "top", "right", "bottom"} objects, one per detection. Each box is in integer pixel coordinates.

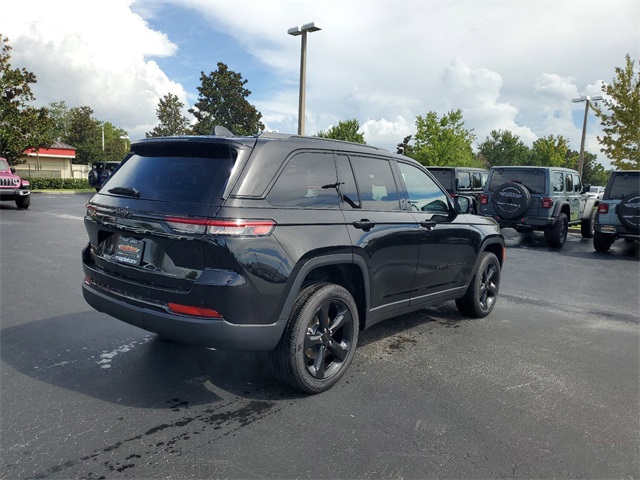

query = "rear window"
[
  {"left": 488, "top": 168, "right": 546, "bottom": 194},
  {"left": 103, "top": 143, "right": 237, "bottom": 205},
  {"left": 607, "top": 172, "right": 640, "bottom": 199},
  {"left": 428, "top": 169, "right": 454, "bottom": 191}
]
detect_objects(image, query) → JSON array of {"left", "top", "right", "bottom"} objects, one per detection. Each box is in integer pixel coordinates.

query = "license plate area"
[{"left": 114, "top": 236, "right": 144, "bottom": 266}]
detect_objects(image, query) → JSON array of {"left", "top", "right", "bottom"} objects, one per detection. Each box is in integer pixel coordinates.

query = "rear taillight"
[
  {"left": 167, "top": 302, "right": 223, "bottom": 318},
  {"left": 480, "top": 195, "right": 488, "bottom": 205},
  {"left": 165, "top": 217, "right": 276, "bottom": 237},
  {"left": 598, "top": 203, "right": 609, "bottom": 214},
  {"left": 541, "top": 198, "right": 553, "bottom": 208}
]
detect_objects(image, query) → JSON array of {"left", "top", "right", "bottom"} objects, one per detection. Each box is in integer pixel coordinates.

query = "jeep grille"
[{"left": 0, "top": 178, "right": 19, "bottom": 187}]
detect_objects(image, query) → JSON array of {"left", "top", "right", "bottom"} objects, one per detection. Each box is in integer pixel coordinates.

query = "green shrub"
[{"left": 28, "top": 178, "right": 91, "bottom": 190}]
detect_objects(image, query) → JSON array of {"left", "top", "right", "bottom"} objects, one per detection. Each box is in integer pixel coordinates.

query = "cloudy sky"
[{"left": 1, "top": 0, "right": 638, "bottom": 167}]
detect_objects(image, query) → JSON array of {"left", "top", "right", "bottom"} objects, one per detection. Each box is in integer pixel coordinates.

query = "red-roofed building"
[{"left": 15, "top": 141, "right": 82, "bottom": 179}]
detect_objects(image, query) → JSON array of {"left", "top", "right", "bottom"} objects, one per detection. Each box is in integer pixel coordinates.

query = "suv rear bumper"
[
  {"left": 595, "top": 224, "right": 640, "bottom": 239},
  {"left": 82, "top": 280, "right": 286, "bottom": 351},
  {"left": 482, "top": 215, "right": 554, "bottom": 230}
]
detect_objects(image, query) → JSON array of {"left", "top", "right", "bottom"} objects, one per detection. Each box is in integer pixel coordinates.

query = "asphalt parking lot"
[{"left": 1, "top": 193, "right": 638, "bottom": 479}]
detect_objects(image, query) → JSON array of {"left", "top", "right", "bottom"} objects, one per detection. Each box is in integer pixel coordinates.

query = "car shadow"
[
  {"left": 0, "top": 311, "right": 306, "bottom": 407},
  {"left": 1, "top": 306, "right": 469, "bottom": 407}
]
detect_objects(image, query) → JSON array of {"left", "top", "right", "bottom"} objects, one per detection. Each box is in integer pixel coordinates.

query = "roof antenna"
[{"left": 211, "top": 126, "right": 234, "bottom": 137}]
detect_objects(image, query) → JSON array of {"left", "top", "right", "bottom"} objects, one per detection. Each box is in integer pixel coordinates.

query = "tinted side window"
[
  {"left": 573, "top": 174, "right": 581, "bottom": 192},
  {"left": 397, "top": 162, "right": 450, "bottom": 214},
  {"left": 552, "top": 172, "right": 564, "bottom": 192},
  {"left": 471, "top": 172, "right": 483, "bottom": 189},
  {"left": 336, "top": 154, "right": 360, "bottom": 209},
  {"left": 458, "top": 171, "right": 471, "bottom": 190},
  {"left": 267, "top": 152, "right": 340, "bottom": 208},
  {"left": 565, "top": 173, "right": 573, "bottom": 192},
  {"left": 349, "top": 155, "right": 400, "bottom": 211}
]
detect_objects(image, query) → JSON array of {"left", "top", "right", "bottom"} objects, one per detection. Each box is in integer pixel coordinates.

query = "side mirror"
[
  {"left": 454, "top": 195, "right": 470, "bottom": 214},
  {"left": 10, "top": 167, "right": 16, "bottom": 174},
  {"left": 582, "top": 183, "right": 590, "bottom": 194}
]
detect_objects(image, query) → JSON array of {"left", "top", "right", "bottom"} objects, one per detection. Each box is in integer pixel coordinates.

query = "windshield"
[
  {"left": 0, "top": 158, "right": 10, "bottom": 171},
  {"left": 428, "top": 169, "right": 454, "bottom": 191},
  {"left": 488, "top": 168, "right": 546, "bottom": 194},
  {"left": 103, "top": 144, "right": 237, "bottom": 205}
]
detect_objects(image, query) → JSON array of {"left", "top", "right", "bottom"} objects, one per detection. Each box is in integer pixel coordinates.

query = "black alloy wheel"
[
  {"left": 545, "top": 213, "right": 568, "bottom": 248},
  {"left": 270, "top": 282, "right": 359, "bottom": 394},
  {"left": 456, "top": 252, "right": 501, "bottom": 318}
]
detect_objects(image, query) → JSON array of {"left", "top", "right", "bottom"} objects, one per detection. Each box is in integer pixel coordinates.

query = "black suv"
[
  {"left": 88, "top": 161, "right": 120, "bottom": 191},
  {"left": 426, "top": 167, "right": 488, "bottom": 213},
  {"left": 478, "top": 166, "right": 599, "bottom": 248},
  {"left": 593, "top": 170, "right": 639, "bottom": 252},
  {"left": 82, "top": 130, "right": 505, "bottom": 393}
]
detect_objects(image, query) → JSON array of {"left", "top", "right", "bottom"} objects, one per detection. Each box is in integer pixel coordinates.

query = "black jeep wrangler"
[
  {"left": 479, "top": 166, "right": 599, "bottom": 248},
  {"left": 426, "top": 167, "right": 488, "bottom": 214},
  {"left": 82, "top": 128, "right": 505, "bottom": 393},
  {"left": 88, "top": 161, "right": 120, "bottom": 191}
]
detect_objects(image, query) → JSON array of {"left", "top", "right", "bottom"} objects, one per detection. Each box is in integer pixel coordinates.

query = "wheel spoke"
[
  {"left": 312, "top": 346, "right": 327, "bottom": 378},
  {"left": 328, "top": 340, "right": 349, "bottom": 362},
  {"left": 317, "top": 304, "right": 331, "bottom": 330},
  {"left": 328, "top": 306, "right": 348, "bottom": 332},
  {"left": 304, "top": 332, "right": 322, "bottom": 351}
]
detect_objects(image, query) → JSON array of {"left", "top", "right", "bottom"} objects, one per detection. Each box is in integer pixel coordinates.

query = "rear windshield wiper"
[{"left": 108, "top": 186, "right": 140, "bottom": 197}]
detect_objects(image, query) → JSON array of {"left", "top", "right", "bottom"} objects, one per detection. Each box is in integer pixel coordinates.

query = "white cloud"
[
  {"left": 2, "top": 0, "right": 635, "bottom": 167},
  {"left": 1, "top": 0, "right": 188, "bottom": 140}
]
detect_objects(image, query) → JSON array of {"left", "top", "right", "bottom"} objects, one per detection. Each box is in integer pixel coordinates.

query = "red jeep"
[{"left": 0, "top": 157, "right": 31, "bottom": 209}]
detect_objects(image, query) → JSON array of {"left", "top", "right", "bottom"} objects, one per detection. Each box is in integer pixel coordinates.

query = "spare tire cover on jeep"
[
  {"left": 492, "top": 182, "right": 531, "bottom": 219},
  {"left": 617, "top": 191, "right": 640, "bottom": 232}
]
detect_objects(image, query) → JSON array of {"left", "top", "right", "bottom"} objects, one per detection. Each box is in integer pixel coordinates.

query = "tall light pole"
[
  {"left": 288, "top": 22, "right": 321, "bottom": 136},
  {"left": 572, "top": 94, "right": 603, "bottom": 177}
]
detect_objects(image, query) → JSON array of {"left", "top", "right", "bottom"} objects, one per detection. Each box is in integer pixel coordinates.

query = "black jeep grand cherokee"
[{"left": 82, "top": 129, "right": 505, "bottom": 393}]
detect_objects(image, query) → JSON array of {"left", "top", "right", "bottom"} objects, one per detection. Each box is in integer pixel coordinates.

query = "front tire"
[
  {"left": 581, "top": 208, "right": 596, "bottom": 238},
  {"left": 269, "top": 282, "right": 359, "bottom": 394},
  {"left": 545, "top": 213, "right": 568, "bottom": 248},
  {"left": 15, "top": 195, "right": 30, "bottom": 209},
  {"left": 456, "top": 252, "right": 501, "bottom": 318}
]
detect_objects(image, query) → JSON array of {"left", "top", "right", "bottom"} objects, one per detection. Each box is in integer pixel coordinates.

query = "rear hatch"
[
  {"left": 83, "top": 137, "right": 252, "bottom": 294},
  {"left": 428, "top": 168, "right": 454, "bottom": 193},
  {"left": 487, "top": 168, "right": 546, "bottom": 217}
]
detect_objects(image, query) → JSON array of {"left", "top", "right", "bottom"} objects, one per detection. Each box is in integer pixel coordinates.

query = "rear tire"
[
  {"left": 581, "top": 208, "right": 596, "bottom": 238},
  {"left": 456, "top": 252, "right": 501, "bottom": 318},
  {"left": 545, "top": 213, "right": 568, "bottom": 248},
  {"left": 269, "top": 282, "right": 359, "bottom": 394},
  {"left": 594, "top": 231, "right": 613, "bottom": 252}
]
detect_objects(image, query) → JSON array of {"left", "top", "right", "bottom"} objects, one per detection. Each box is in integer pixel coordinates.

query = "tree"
[
  {"left": 147, "top": 93, "right": 191, "bottom": 137},
  {"left": 529, "top": 135, "right": 569, "bottom": 167},
  {"left": 477, "top": 130, "right": 531, "bottom": 167},
  {"left": 189, "top": 62, "right": 264, "bottom": 136},
  {"left": 48, "top": 101, "right": 71, "bottom": 141},
  {"left": 65, "top": 106, "right": 102, "bottom": 164},
  {"left": 593, "top": 54, "right": 640, "bottom": 169},
  {"left": 0, "top": 35, "right": 54, "bottom": 164},
  {"left": 410, "top": 109, "right": 480, "bottom": 167},
  {"left": 396, "top": 135, "right": 413, "bottom": 156},
  {"left": 565, "top": 149, "right": 608, "bottom": 186},
  {"left": 316, "top": 119, "right": 365, "bottom": 144}
]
